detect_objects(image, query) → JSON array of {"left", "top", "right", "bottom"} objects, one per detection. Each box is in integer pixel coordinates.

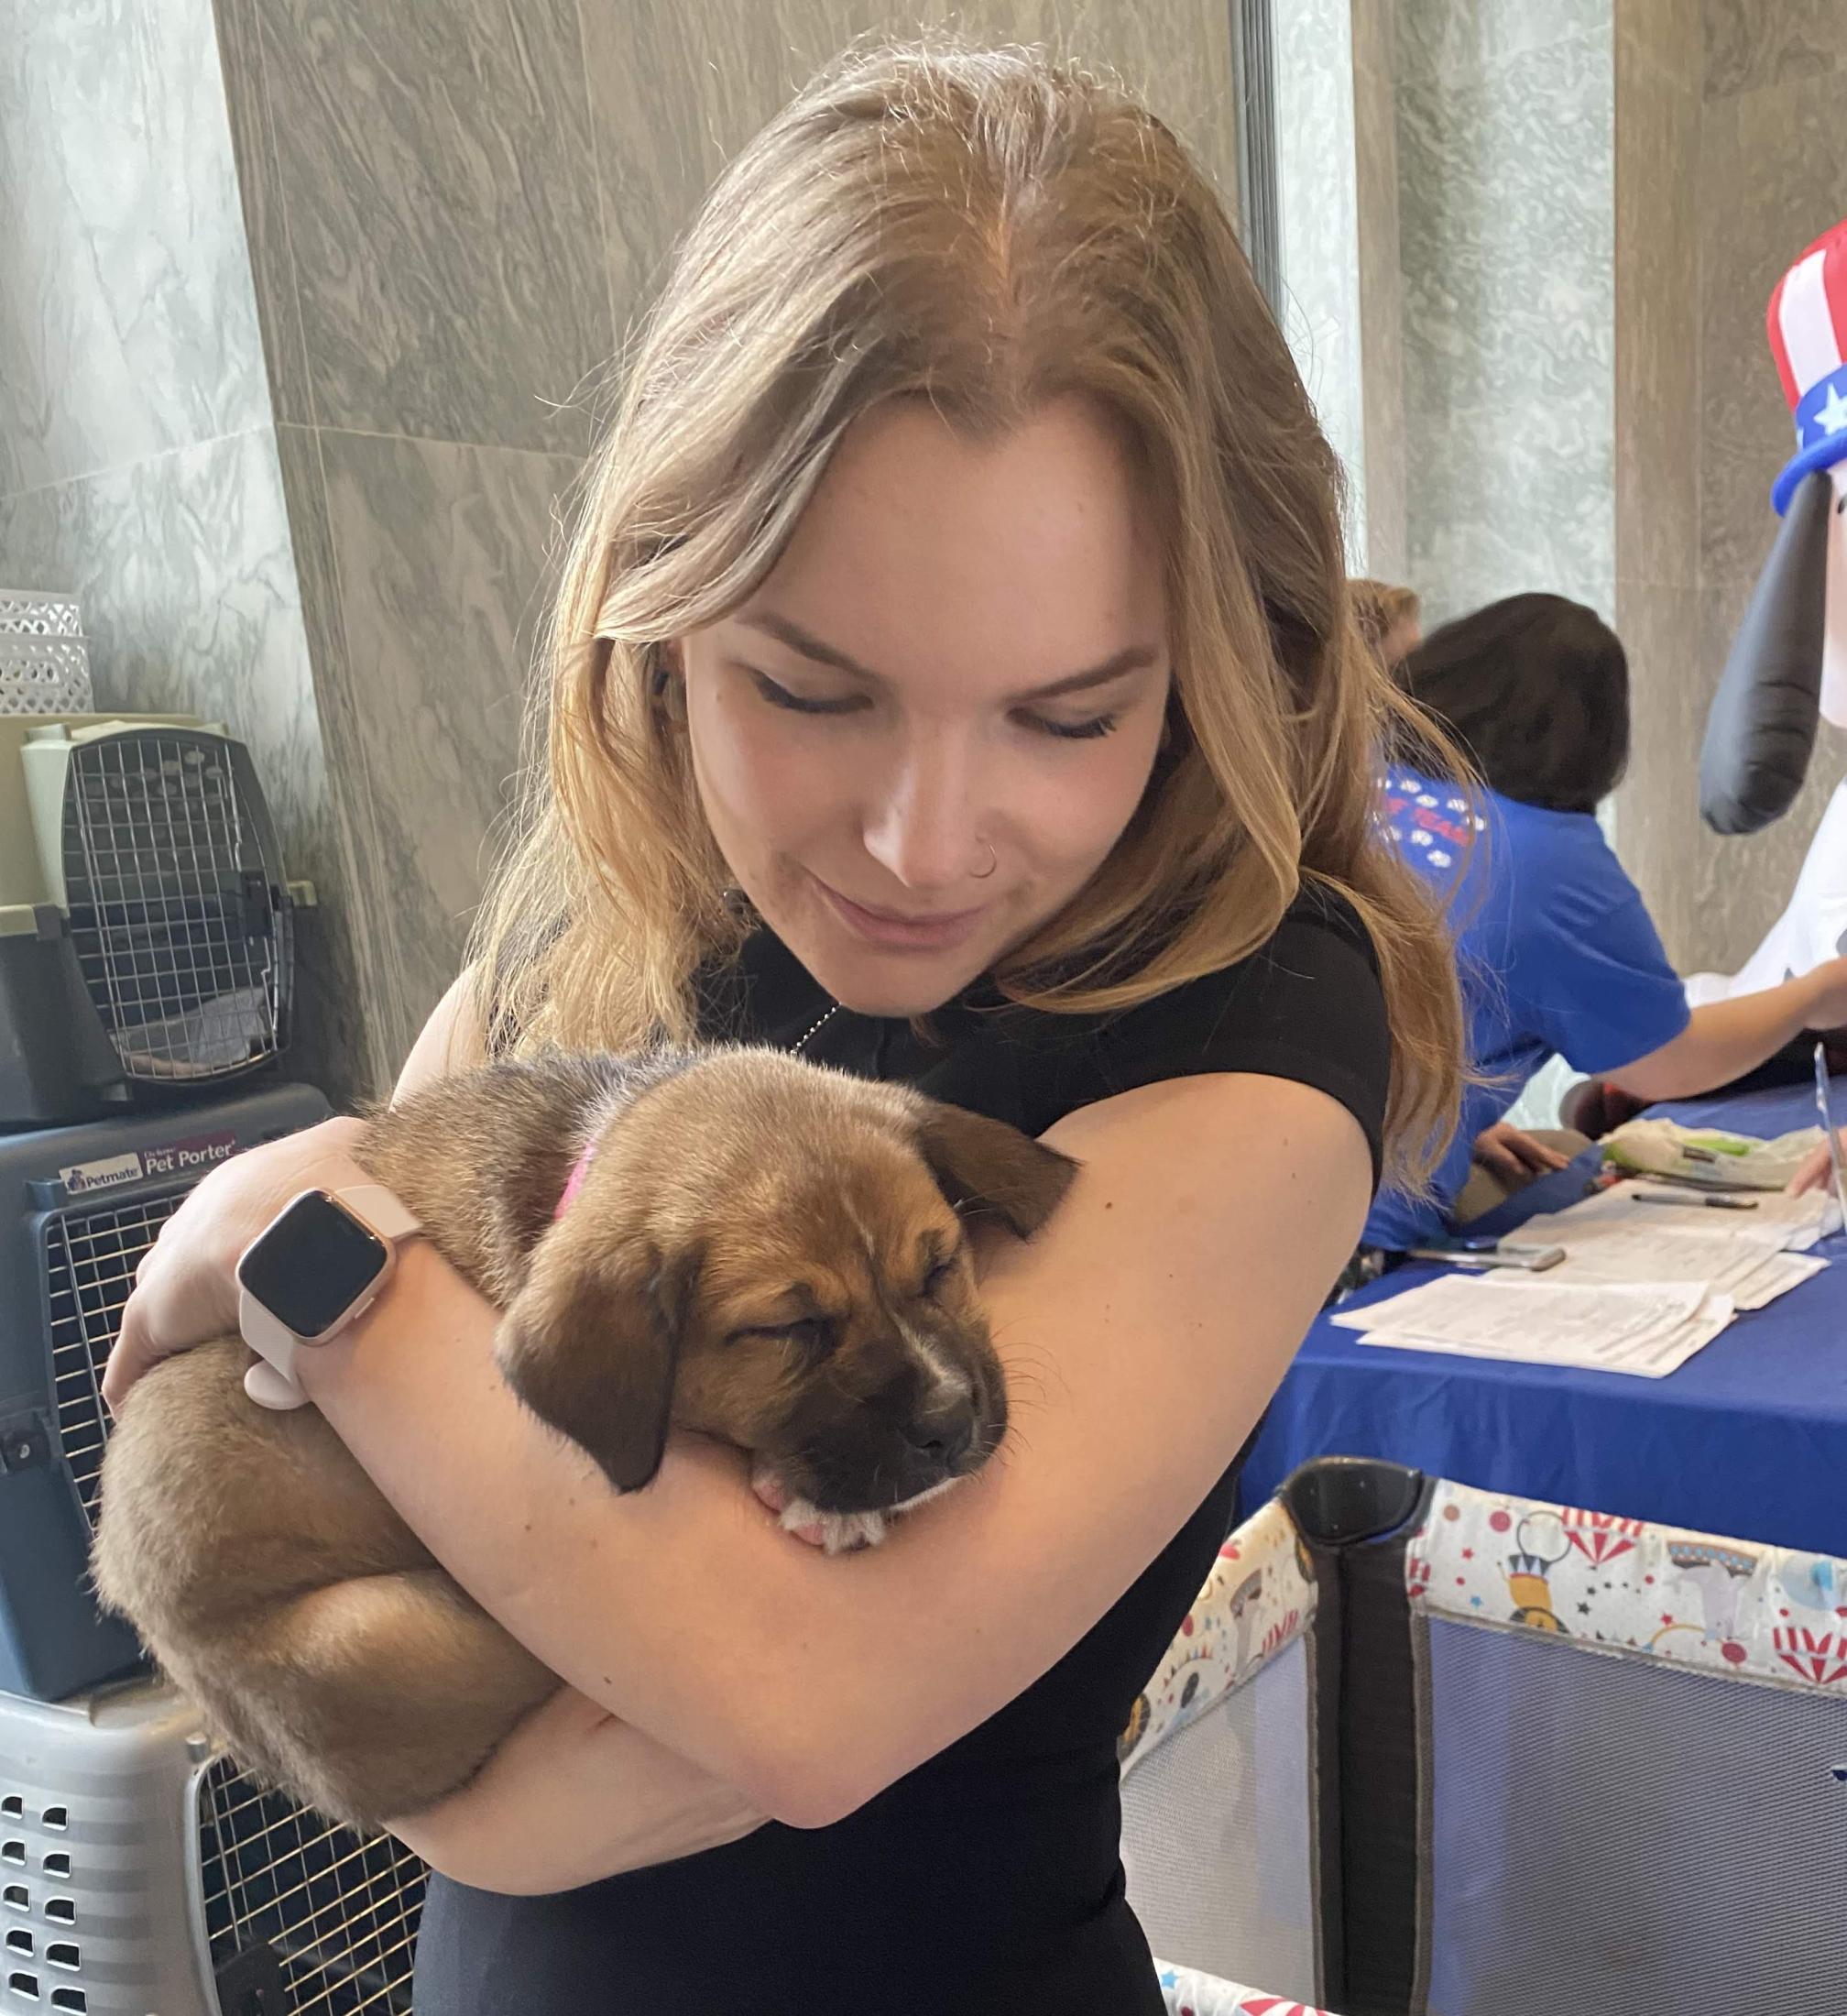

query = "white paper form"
[
  {"left": 1544, "top": 1183, "right": 1837, "bottom": 1251},
  {"left": 1505, "top": 1216, "right": 1805, "bottom": 1304},
  {"left": 1334, "top": 1276, "right": 1734, "bottom": 1377}
]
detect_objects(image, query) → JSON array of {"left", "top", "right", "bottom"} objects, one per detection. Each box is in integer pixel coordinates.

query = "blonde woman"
[{"left": 105, "top": 41, "right": 1461, "bottom": 2015}]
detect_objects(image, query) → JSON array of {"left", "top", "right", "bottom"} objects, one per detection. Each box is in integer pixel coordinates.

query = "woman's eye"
[
  {"left": 749, "top": 670, "right": 864, "bottom": 717},
  {"left": 1019, "top": 709, "right": 1120, "bottom": 742}
]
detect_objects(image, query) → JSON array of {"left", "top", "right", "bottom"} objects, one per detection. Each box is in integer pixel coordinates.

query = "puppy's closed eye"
[
  {"left": 730, "top": 1314, "right": 837, "bottom": 1356},
  {"left": 920, "top": 1254, "right": 959, "bottom": 1299},
  {"left": 774, "top": 1315, "right": 836, "bottom": 1356}
]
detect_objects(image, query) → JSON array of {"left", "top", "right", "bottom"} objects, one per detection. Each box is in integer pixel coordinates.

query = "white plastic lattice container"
[
  {"left": 0, "top": 641, "right": 92, "bottom": 716},
  {"left": 0, "top": 592, "right": 82, "bottom": 641},
  {"left": 0, "top": 595, "right": 91, "bottom": 714}
]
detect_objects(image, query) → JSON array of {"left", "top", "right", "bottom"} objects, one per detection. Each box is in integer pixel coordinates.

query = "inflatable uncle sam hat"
[{"left": 1701, "top": 216, "right": 1847, "bottom": 836}]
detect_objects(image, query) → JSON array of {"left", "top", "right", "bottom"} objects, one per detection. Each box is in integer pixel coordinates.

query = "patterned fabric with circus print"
[
  {"left": 1153, "top": 1963, "right": 1338, "bottom": 2015},
  {"left": 1118, "top": 1496, "right": 1319, "bottom": 1769},
  {"left": 1409, "top": 1477, "right": 1847, "bottom": 1691}
]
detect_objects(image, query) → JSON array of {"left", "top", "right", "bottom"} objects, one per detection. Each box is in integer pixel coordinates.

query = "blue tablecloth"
[{"left": 1239, "top": 1077, "right": 1847, "bottom": 1558}]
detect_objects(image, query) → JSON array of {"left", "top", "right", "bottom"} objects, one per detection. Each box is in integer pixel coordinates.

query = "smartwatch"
[{"left": 235, "top": 1185, "right": 421, "bottom": 1410}]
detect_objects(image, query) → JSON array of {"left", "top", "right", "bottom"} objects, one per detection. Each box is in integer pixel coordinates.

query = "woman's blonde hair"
[{"left": 472, "top": 38, "right": 1462, "bottom": 1186}]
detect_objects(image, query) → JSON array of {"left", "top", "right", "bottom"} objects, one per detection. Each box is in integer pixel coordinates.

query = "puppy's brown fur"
[{"left": 93, "top": 1047, "right": 1073, "bottom": 1828}]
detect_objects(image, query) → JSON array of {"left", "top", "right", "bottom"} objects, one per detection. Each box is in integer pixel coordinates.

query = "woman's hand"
[
  {"left": 1471, "top": 1121, "right": 1570, "bottom": 1183},
  {"left": 388, "top": 1686, "right": 765, "bottom": 1894},
  {"left": 1787, "top": 1129, "right": 1847, "bottom": 1198},
  {"left": 102, "top": 1115, "right": 373, "bottom": 1419}
]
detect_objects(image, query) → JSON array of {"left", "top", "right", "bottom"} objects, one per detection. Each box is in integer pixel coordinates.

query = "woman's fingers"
[
  {"left": 1474, "top": 1139, "right": 1525, "bottom": 1181},
  {"left": 104, "top": 1222, "right": 234, "bottom": 1417},
  {"left": 1474, "top": 1122, "right": 1566, "bottom": 1180},
  {"left": 99, "top": 1115, "right": 372, "bottom": 1417}
]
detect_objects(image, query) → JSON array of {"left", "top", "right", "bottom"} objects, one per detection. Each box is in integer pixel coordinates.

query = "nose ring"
[{"left": 972, "top": 838, "right": 998, "bottom": 881}]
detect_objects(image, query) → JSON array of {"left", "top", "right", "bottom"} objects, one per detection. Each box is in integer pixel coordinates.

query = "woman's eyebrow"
[{"left": 736, "top": 609, "right": 1162, "bottom": 700}]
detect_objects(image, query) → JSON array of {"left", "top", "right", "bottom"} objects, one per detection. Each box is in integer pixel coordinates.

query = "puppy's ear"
[
  {"left": 497, "top": 1236, "right": 705, "bottom": 1493},
  {"left": 914, "top": 1101, "right": 1078, "bottom": 1240}
]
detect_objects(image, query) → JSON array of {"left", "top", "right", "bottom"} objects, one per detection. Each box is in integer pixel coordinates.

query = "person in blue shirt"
[{"left": 1367, "top": 593, "right": 1847, "bottom": 1254}]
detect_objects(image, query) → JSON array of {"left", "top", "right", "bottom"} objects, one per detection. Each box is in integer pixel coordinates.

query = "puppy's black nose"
[{"left": 902, "top": 1402, "right": 977, "bottom": 1470}]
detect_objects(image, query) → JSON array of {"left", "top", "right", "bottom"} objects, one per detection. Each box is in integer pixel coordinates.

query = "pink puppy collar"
[{"left": 555, "top": 1141, "right": 596, "bottom": 1221}]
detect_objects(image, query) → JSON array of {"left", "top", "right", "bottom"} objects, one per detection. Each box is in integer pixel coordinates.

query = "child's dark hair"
[{"left": 1395, "top": 593, "right": 1628, "bottom": 814}]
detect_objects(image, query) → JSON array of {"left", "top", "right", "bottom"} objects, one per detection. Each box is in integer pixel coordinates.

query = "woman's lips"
[{"left": 812, "top": 875, "right": 988, "bottom": 952}]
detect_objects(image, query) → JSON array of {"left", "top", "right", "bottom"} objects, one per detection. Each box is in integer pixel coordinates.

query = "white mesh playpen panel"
[
  {"left": 1126, "top": 1634, "right": 1320, "bottom": 2000},
  {"left": 1408, "top": 1476, "right": 1847, "bottom": 2016},
  {"left": 1120, "top": 1496, "right": 1324, "bottom": 2005},
  {"left": 1418, "top": 1616, "right": 1847, "bottom": 2016}
]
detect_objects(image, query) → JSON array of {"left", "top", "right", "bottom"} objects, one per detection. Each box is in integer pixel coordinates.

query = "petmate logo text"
[{"left": 58, "top": 1152, "right": 143, "bottom": 1196}]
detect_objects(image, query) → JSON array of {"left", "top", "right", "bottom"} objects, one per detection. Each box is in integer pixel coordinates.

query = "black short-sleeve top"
[{"left": 413, "top": 890, "right": 1391, "bottom": 2016}]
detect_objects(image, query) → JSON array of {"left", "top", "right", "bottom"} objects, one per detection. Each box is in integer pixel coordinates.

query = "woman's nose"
[{"left": 860, "top": 740, "right": 989, "bottom": 893}]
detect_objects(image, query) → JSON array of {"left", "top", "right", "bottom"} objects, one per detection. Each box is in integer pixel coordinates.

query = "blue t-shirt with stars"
[{"left": 1365, "top": 766, "right": 1691, "bottom": 1250}]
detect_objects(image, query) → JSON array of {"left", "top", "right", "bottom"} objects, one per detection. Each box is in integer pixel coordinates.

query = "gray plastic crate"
[
  {"left": 1, "top": 1679, "right": 424, "bottom": 2015},
  {"left": 0, "top": 1082, "right": 330, "bottom": 1703}
]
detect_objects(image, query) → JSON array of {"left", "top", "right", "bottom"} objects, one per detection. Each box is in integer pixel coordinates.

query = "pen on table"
[{"left": 1631, "top": 1188, "right": 1758, "bottom": 1211}]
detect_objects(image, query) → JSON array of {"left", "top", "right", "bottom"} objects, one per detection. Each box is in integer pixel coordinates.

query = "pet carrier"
[
  {"left": 1, "top": 1679, "right": 425, "bottom": 2016},
  {"left": 0, "top": 714, "right": 310, "bottom": 1126},
  {"left": 0, "top": 593, "right": 92, "bottom": 718},
  {"left": 0, "top": 1083, "right": 329, "bottom": 1704}
]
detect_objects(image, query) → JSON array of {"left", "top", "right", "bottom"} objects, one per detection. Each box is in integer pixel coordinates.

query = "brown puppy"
[{"left": 93, "top": 1046, "right": 1074, "bottom": 1829}]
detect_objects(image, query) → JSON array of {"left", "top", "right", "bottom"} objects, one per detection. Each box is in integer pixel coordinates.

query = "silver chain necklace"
[{"left": 791, "top": 1003, "right": 841, "bottom": 1055}]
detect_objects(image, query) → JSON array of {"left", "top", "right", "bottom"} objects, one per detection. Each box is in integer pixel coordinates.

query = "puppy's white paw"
[
  {"left": 749, "top": 1466, "right": 887, "bottom": 1553},
  {"left": 788, "top": 1501, "right": 888, "bottom": 1555}
]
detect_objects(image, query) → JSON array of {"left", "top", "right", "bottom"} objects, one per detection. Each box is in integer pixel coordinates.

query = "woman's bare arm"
[
  {"left": 301, "top": 1066, "right": 1368, "bottom": 1829},
  {"left": 388, "top": 1686, "right": 761, "bottom": 1893},
  {"left": 381, "top": 970, "right": 766, "bottom": 1887}
]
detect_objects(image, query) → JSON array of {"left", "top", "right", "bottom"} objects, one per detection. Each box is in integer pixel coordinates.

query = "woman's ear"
[{"left": 913, "top": 1101, "right": 1078, "bottom": 1240}]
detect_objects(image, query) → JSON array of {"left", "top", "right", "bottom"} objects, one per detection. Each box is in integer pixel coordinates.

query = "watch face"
[{"left": 237, "top": 1191, "right": 388, "bottom": 1340}]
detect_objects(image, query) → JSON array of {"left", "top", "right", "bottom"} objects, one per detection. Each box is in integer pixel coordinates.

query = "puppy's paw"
[
  {"left": 793, "top": 1503, "right": 888, "bottom": 1555},
  {"left": 750, "top": 1468, "right": 887, "bottom": 1554}
]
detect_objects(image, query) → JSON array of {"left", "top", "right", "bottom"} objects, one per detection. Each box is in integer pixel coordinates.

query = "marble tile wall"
[
  {"left": 582, "top": 0, "right": 1240, "bottom": 347},
  {"left": 209, "top": 0, "right": 609, "bottom": 1083},
  {"left": 306, "top": 431, "right": 580, "bottom": 1074},
  {"left": 0, "top": 0, "right": 268, "bottom": 496},
  {"left": 1273, "top": 0, "right": 1367, "bottom": 556},
  {"left": 1610, "top": 3, "right": 1704, "bottom": 970},
  {"left": 1394, "top": 0, "right": 1616, "bottom": 630},
  {"left": 1353, "top": 0, "right": 1410, "bottom": 581},
  {"left": 0, "top": 0, "right": 362, "bottom": 1098}
]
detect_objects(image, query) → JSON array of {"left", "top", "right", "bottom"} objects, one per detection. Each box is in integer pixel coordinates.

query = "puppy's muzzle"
[{"left": 782, "top": 1350, "right": 1007, "bottom": 1516}]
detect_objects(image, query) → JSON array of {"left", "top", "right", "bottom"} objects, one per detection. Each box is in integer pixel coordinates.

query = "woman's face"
[{"left": 678, "top": 394, "right": 1172, "bottom": 1017}]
